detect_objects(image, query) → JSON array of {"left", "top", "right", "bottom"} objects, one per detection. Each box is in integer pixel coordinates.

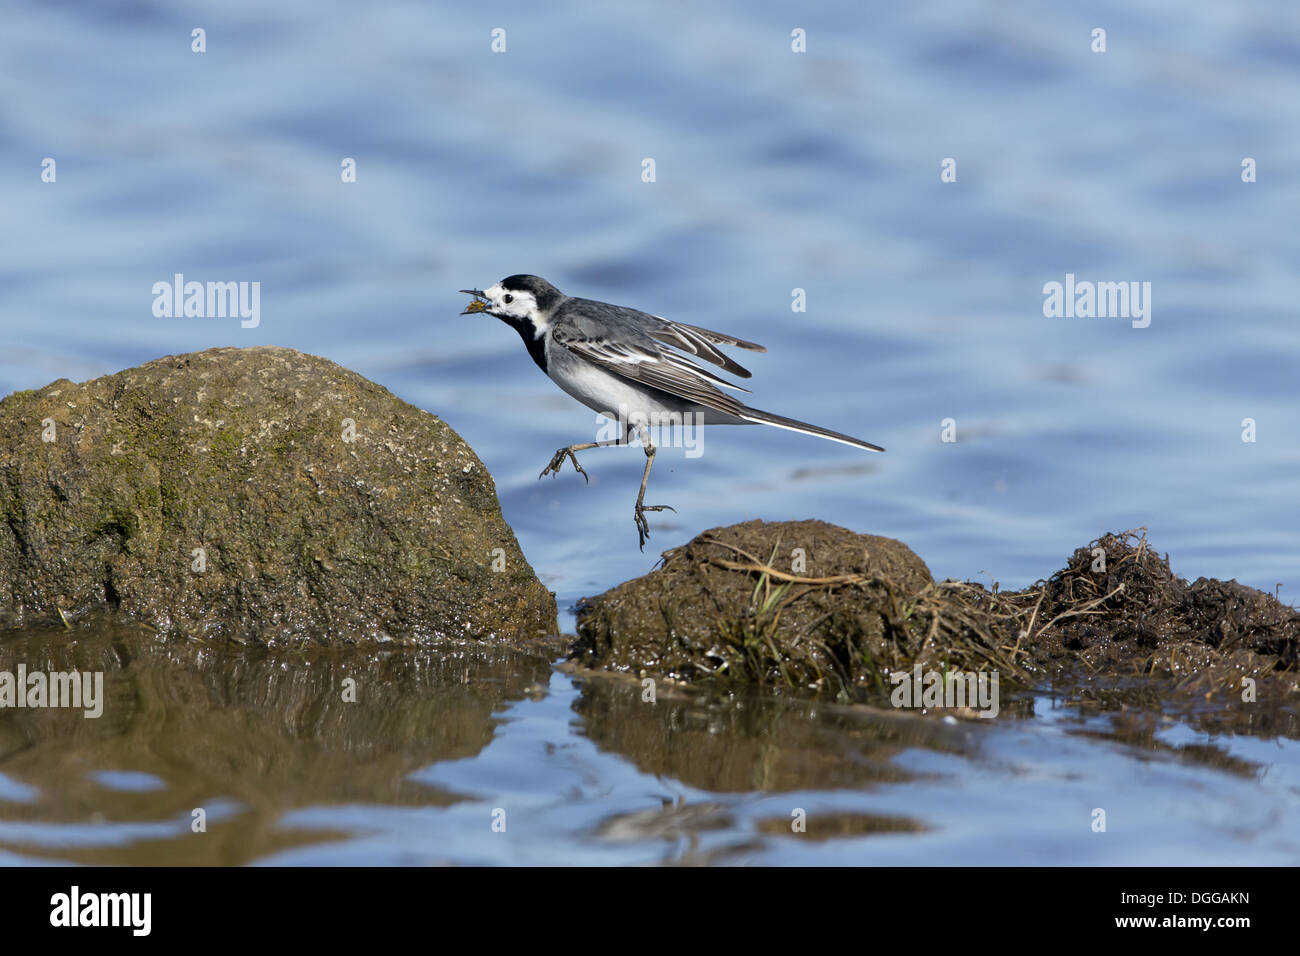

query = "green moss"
[
  {"left": 209, "top": 428, "right": 241, "bottom": 461},
  {"left": 0, "top": 346, "right": 557, "bottom": 644},
  {"left": 267, "top": 424, "right": 315, "bottom": 460}
]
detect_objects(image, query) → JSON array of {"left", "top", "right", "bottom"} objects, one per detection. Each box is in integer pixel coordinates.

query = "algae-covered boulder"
[
  {"left": 573, "top": 519, "right": 954, "bottom": 695},
  {"left": 0, "top": 346, "right": 557, "bottom": 645}
]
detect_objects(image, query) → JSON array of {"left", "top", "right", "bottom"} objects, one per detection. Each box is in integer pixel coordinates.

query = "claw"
[
  {"left": 539, "top": 448, "right": 589, "bottom": 483},
  {"left": 633, "top": 503, "right": 675, "bottom": 551},
  {"left": 634, "top": 508, "right": 650, "bottom": 551}
]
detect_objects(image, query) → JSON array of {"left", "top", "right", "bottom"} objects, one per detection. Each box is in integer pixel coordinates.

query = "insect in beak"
[{"left": 459, "top": 289, "right": 489, "bottom": 315}]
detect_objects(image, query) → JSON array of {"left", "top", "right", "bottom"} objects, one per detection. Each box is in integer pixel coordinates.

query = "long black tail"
[{"left": 738, "top": 406, "right": 884, "bottom": 452}]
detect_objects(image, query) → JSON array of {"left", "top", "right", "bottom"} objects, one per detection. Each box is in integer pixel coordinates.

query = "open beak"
[{"left": 459, "top": 289, "right": 489, "bottom": 315}]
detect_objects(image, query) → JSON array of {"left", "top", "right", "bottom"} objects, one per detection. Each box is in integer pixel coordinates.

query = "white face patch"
[{"left": 484, "top": 282, "right": 547, "bottom": 332}]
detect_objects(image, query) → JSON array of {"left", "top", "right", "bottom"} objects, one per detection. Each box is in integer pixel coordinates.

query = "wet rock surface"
[
  {"left": 573, "top": 519, "right": 965, "bottom": 695},
  {"left": 574, "top": 522, "right": 1299, "bottom": 729},
  {"left": 572, "top": 520, "right": 935, "bottom": 691},
  {"left": 0, "top": 347, "right": 557, "bottom": 645}
]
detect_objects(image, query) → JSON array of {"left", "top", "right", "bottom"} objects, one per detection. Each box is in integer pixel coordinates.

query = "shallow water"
[
  {"left": 2, "top": 0, "right": 1298, "bottom": 864},
  {"left": 2, "top": 623, "right": 1297, "bottom": 866}
]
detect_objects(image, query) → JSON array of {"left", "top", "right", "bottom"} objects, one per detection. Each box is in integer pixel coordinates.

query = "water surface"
[{"left": 1, "top": 0, "right": 1297, "bottom": 864}]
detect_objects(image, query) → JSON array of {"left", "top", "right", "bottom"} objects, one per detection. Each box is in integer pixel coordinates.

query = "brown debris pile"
[{"left": 574, "top": 522, "right": 1299, "bottom": 717}]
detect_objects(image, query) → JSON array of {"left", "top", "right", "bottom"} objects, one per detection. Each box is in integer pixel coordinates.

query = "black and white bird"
[{"left": 459, "top": 275, "right": 883, "bottom": 549}]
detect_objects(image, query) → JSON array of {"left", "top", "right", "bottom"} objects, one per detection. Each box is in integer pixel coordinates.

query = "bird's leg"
[
  {"left": 539, "top": 437, "right": 622, "bottom": 483},
  {"left": 631, "top": 424, "right": 676, "bottom": 551}
]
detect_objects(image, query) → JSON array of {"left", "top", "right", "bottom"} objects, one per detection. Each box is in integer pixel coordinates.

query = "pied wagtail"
[{"left": 460, "top": 275, "right": 883, "bottom": 549}]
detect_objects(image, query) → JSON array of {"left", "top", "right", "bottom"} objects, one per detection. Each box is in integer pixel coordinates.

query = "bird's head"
[{"left": 460, "top": 275, "right": 564, "bottom": 329}]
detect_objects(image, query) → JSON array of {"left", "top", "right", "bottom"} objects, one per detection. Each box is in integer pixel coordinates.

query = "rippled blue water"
[{"left": 1, "top": 0, "right": 1297, "bottom": 865}]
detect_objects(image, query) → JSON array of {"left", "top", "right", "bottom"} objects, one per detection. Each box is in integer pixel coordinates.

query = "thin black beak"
[{"left": 459, "top": 289, "right": 486, "bottom": 298}]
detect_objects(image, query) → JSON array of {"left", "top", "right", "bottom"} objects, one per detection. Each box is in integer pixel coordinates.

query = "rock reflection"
[
  {"left": 0, "top": 622, "right": 560, "bottom": 864},
  {"left": 569, "top": 667, "right": 978, "bottom": 794}
]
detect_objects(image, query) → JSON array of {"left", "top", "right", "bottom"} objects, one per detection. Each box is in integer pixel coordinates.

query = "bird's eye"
[{"left": 503, "top": 294, "right": 514, "bottom": 304}]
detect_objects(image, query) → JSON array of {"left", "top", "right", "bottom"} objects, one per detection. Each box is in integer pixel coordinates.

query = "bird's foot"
[
  {"left": 633, "top": 502, "right": 676, "bottom": 551},
  {"left": 539, "top": 447, "right": 589, "bottom": 483}
]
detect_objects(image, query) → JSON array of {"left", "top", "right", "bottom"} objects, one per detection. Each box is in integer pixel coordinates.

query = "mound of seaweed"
[{"left": 1017, "top": 531, "right": 1298, "bottom": 675}]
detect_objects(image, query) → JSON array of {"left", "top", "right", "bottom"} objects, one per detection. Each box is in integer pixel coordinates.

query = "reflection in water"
[
  {"left": 569, "top": 666, "right": 977, "bottom": 794},
  {"left": 1, "top": 623, "right": 1298, "bottom": 865},
  {"left": 572, "top": 671, "right": 958, "bottom": 853},
  {"left": 0, "top": 623, "right": 558, "bottom": 864}
]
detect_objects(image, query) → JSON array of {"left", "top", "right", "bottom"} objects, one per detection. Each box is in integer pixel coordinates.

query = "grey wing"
[
  {"left": 645, "top": 319, "right": 765, "bottom": 379},
  {"left": 550, "top": 319, "right": 752, "bottom": 418},
  {"left": 565, "top": 298, "right": 766, "bottom": 378}
]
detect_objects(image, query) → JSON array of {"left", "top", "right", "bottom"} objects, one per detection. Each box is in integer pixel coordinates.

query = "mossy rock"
[
  {"left": 573, "top": 519, "right": 952, "bottom": 696},
  {"left": 0, "top": 346, "right": 557, "bottom": 645}
]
